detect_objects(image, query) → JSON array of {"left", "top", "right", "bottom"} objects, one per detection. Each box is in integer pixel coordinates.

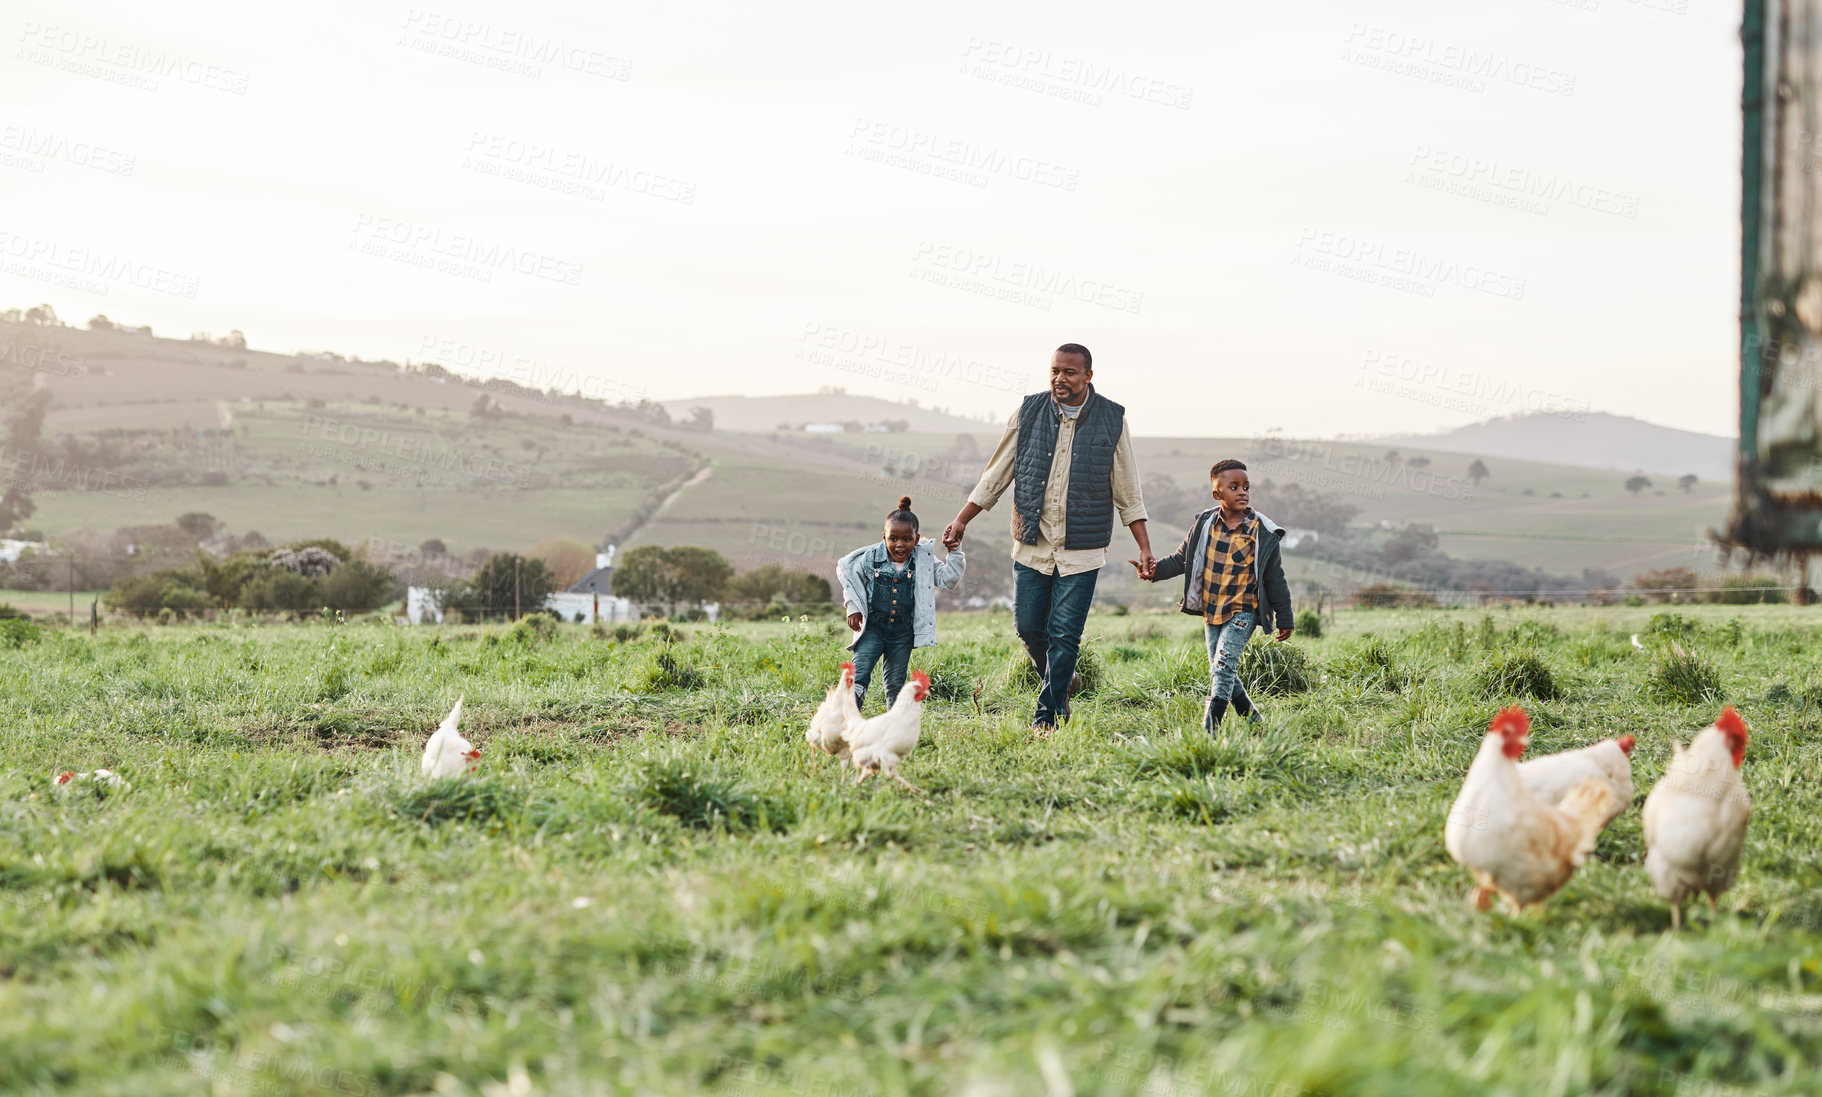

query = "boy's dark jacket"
[{"left": 1151, "top": 507, "right": 1294, "bottom": 630}]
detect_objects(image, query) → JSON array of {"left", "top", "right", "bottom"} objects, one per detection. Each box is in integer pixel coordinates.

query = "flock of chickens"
[
  {"left": 416, "top": 662, "right": 1752, "bottom": 928},
  {"left": 1448, "top": 705, "right": 1752, "bottom": 928}
]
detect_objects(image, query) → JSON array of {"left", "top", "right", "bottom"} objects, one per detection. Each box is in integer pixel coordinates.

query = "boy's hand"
[
  {"left": 847, "top": 612, "right": 863, "bottom": 632},
  {"left": 1128, "top": 556, "right": 1156, "bottom": 581},
  {"left": 1275, "top": 627, "right": 1293, "bottom": 642}
]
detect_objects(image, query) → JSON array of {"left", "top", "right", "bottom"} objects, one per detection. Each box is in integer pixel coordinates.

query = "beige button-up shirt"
[{"left": 967, "top": 399, "right": 1147, "bottom": 576}]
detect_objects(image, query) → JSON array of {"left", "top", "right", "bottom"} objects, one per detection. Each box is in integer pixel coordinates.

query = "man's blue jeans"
[{"left": 1013, "top": 561, "right": 1099, "bottom": 726}]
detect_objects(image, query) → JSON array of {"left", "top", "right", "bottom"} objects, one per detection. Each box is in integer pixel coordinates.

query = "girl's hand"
[{"left": 847, "top": 613, "right": 863, "bottom": 632}]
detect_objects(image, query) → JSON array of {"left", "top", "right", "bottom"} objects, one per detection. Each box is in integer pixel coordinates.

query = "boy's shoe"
[
  {"left": 1203, "top": 697, "right": 1228, "bottom": 732},
  {"left": 1230, "top": 691, "right": 1264, "bottom": 725}
]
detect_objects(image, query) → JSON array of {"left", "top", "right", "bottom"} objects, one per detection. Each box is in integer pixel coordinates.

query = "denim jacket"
[{"left": 836, "top": 538, "right": 965, "bottom": 651}]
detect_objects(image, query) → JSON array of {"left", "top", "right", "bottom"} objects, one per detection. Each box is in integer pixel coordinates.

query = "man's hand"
[
  {"left": 1127, "top": 519, "right": 1154, "bottom": 583},
  {"left": 1275, "top": 627, "right": 1293, "bottom": 642},
  {"left": 847, "top": 612, "right": 863, "bottom": 632},
  {"left": 944, "top": 502, "right": 983, "bottom": 551}
]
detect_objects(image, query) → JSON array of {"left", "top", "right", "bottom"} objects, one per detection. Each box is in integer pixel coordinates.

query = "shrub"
[
  {"left": 1633, "top": 566, "right": 1699, "bottom": 604},
  {"left": 508, "top": 611, "right": 560, "bottom": 645},
  {"left": 1716, "top": 575, "right": 1786, "bottom": 604},
  {"left": 1295, "top": 609, "right": 1322, "bottom": 639},
  {"left": 319, "top": 559, "right": 397, "bottom": 612},
  {"left": 106, "top": 568, "right": 216, "bottom": 617},
  {"left": 0, "top": 617, "right": 42, "bottom": 647},
  {"left": 1352, "top": 583, "right": 1437, "bottom": 609},
  {"left": 238, "top": 569, "right": 320, "bottom": 613},
  {"left": 1238, "top": 636, "right": 1314, "bottom": 695},
  {"left": 1650, "top": 646, "right": 1721, "bottom": 704},
  {"left": 0, "top": 603, "right": 25, "bottom": 620},
  {"left": 1475, "top": 650, "right": 1560, "bottom": 700}
]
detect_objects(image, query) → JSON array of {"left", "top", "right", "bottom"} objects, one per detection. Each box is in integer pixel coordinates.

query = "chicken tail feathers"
[{"left": 1559, "top": 777, "right": 1618, "bottom": 863}]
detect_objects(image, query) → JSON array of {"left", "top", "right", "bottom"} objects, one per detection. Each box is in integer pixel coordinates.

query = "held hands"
[
  {"left": 941, "top": 522, "right": 965, "bottom": 551},
  {"left": 847, "top": 612, "right": 863, "bottom": 632},
  {"left": 1128, "top": 551, "right": 1157, "bottom": 581}
]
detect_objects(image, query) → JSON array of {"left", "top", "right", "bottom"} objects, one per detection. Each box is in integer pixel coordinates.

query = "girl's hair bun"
[{"left": 897, "top": 495, "right": 913, "bottom": 510}]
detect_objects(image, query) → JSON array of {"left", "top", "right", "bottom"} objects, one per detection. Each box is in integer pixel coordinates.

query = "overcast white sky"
[{"left": 1, "top": 0, "right": 1742, "bottom": 438}]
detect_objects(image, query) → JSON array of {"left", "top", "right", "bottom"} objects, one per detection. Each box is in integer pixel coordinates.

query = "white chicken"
[
  {"left": 1445, "top": 707, "right": 1618, "bottom": 912},
  {"left": 1641, "top": 706, "right": 1751, "bottom": 930},
  {"left": 806, "top": 662, "right": 863, "bottom": 762},
  {"left": 847, "top": 670, "right": 930, "bottom": 792},
  {"left": 421, "top": 697, "right": 480, "bottom": 778},
  {"left": 1517, "top": 733, "right": 1635, "bottom": 829}
]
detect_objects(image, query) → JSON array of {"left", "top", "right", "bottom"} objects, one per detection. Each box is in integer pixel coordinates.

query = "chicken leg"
[{"left": 885, "top": 768, "right": 925, "bottom": 795}]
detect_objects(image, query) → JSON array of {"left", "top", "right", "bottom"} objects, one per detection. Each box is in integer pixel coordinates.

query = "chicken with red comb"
[
  {"left": 1641, "top": 706, "right": 1751, "bottom": 929},
  {"left": 847, "top": 670, "right": 930, "bottom": 792},
  {"left": 1446, "top": 707, "right": 1617, "bottom": 913},
  {"left": 806, "top": 663, "right": 864, "bottom": 762},
  {"left": 1517, "top": 726, "right": 1636, "bottom": 831}
]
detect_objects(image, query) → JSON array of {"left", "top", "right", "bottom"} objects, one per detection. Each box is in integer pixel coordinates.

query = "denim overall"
[{"left": 853, "top": 555, "right": 916, "bottom": 710}]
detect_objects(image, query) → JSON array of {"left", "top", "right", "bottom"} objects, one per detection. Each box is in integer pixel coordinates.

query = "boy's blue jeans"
[
  {"left": 1204, "top": 611, "right": 1257, "bottom": 728},
  {"left": 852, "top": 623, "right": 914, "bottom": 710},
  {"left": 1013, "top": 561, "right": 1099, "bottom": 727}
]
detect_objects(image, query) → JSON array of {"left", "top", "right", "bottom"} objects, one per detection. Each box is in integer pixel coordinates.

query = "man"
[{"left": 944, "top": 343, "right": 1152, "bottom": 729}]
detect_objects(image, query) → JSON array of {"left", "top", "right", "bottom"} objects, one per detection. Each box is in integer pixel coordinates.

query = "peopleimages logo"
[
  {"left": 348, "top": 214, "right": 583, "bottom": 286},
  {"left": 1294, "top": 228, "right": 1526, "bottom": 301},
  {"left": 957, "top": 37, "right": 1194, "bottom": 110},
  {"left": 301, "top": 414, "right": 532, "bottom": 487},
  {"left": 846, "top": 118, "right": 1079, "bottom": 191},
  {"left": 0, "top": 229, "right": 201, "bottom": 298}
]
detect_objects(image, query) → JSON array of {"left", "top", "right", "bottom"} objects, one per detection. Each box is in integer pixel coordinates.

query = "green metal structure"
[{"left": 1730, "top": 0, "right": 1822, "bottom": 573}]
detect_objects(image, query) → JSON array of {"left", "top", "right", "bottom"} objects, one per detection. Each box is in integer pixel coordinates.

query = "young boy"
[{"left": 1135, "top": 459, "right": 1293, "bottom": 730}]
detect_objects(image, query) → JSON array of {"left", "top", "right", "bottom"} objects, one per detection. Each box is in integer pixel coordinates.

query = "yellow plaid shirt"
[{"left": 1202, "top": 511, "right": 1259, "bottom": 626}]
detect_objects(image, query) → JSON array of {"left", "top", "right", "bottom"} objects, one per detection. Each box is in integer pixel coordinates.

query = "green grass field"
[{"left": 2, "top": 604, "right": 1818, "bottom": 1095}]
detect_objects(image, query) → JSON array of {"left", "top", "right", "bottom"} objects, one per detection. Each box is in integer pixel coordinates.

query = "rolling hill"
[
  {"left": 1, "top": 318, "right": 1740, "bottom": 600},
  {"left": 658, "top": 392, "right": 998, "bottom": 434},
  {"left": 1380, "top": 412, "right": 1735, "bottom": 482}
]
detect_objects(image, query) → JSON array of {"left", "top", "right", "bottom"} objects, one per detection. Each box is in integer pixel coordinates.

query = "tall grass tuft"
[
  {"left": 637, "top": 647, "right": 705, "bottom": 692},
  {"left": 1239, "top": 635, "right": 1314, "bottom": 695},
  {"left": 1108, "top": 646, "right": 1206, "bottom": 706},
  {"left": 1327, "top": 636, "right": 1408, "bottom": 692},
  {"left": 1126, "top": 726, "right": 1308, "bottom": 781},
  {"left": 1649, "top": 645, "right": 1721, "bottom": 704},
  {"left": 630, "top": 755, "right": 791, "bottom": 832},
  {"left": 1474, "top": 650, "right": 1560, "bottom": 700}
]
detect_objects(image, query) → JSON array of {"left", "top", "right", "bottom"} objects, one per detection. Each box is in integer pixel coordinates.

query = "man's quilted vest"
[{"left": 1011, "top": 386, "right": 1125, "bottom": 550}]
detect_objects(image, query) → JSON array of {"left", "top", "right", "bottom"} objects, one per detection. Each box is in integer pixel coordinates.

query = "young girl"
[{"left": 836, "top": 496, "right": 966, "bottom": 711}]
